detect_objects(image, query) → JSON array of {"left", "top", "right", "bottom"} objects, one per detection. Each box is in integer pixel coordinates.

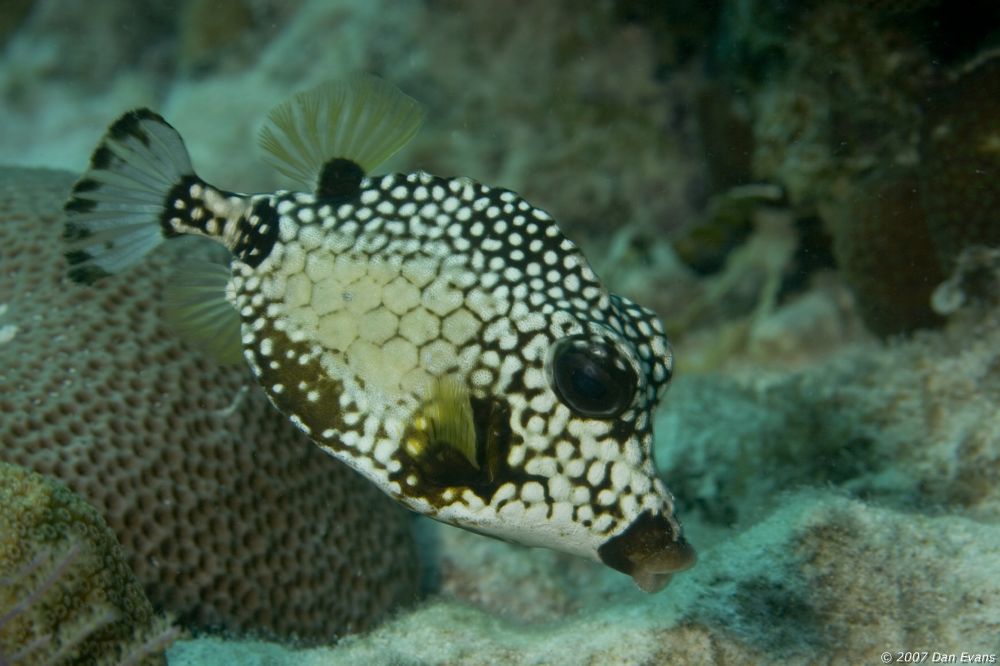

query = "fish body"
[{"left": 64, "top": 77, "right": 694, "bottom": 591}]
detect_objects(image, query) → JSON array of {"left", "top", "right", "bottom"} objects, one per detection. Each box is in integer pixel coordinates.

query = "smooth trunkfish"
[{"left": 63, "top": 75, "right": 695, "bottom": 592}]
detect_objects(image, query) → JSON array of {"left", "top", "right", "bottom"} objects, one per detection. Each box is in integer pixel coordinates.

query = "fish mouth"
[
  {"left": 627, "top": 540, "right": 697, "bottom": 592},
  {"left": 597, "top": 510, "right": 697, "bottom": 593}
]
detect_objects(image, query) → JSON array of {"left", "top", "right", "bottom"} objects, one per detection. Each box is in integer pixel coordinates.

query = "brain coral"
[
  {"left": 0, "top": 460, "right": 171, "bottom": 665},
  {"left": 0, "top": 167, "right": 419, "bottom": 643}
]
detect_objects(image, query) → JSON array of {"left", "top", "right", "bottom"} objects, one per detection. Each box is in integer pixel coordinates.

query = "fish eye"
[{"left": 550, "top": 336, "right": 637, "bottom": 419}]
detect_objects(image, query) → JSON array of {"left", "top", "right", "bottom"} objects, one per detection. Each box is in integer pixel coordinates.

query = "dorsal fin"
[{"left": 258, "top": 75, "right": 425, "bottom": 192}]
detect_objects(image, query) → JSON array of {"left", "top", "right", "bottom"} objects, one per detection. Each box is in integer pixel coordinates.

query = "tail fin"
[{"left": 64, "top": 109, "right": 195, "bottom": 284}]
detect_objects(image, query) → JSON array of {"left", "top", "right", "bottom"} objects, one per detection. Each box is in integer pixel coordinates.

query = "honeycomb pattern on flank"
[
  {"left": 230, "top": 170, "right": 676, "bottom": 553},
  {"left": 0, "top": 167, "right": 419, "bottom": 644}
]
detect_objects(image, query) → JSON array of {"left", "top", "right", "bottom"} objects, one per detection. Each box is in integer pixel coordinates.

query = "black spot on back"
[{"left": 317, "top": 158, "right": 365, "bottom": 203}]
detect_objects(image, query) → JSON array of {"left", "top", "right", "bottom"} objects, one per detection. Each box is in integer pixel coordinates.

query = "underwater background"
[{"left": 1, "top": 0, "right": 999, "bottom": 664}]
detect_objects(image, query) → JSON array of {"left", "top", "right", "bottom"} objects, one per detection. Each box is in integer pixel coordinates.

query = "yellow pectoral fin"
[
  {"left": 425, "top": 376, "right": 478, "bottom": 470},
  {"left": 405, "top": 375, "right": 483, "bottom": 488}
]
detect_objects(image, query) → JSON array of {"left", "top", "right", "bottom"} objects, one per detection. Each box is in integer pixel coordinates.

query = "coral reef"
[
  {"left": 659, "top": 298, "right": 1000, "bottom": 529},
  {"left": 819, "top": 49, "right": 1000, "bottom": 337},
  {"left": 1, "top": 2, "right": 999, "bottom": 662},
  {"left": 404, "top": 1, "right": 701, "bottom": 246},
  {"left": 681, "top": 2, "right": 1000, "bottom": 341},
  {"left": 170, "top": 281, "right": 1000, "bottom": 662},
  {"left": 0, "top": 460, "right": 175, "bottom": 665},
  {"left": 0, "top": 0, "right": 702, "bottom": 277},
  {"left": 167, "top": 491, "right": 1000, "bottom": 665},
  {"left": 176, "top": 0, "right": 301, "bottom": 75},
  {"left": 932, "top": 246, "right": 1000, "bottom": 317},
  {"left": 823, "top": 41, "right": 1000, "bottom": 338},
  {"left": 0, "top": 167, "right": 419, "bottom": 643},
  {"left": 644, "top": 207, "right": 864, "bottom": 374}
]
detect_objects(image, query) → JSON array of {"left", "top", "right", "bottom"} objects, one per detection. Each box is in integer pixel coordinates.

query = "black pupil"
[
  {"left": 569, "top": 354, "right": 608, "bottom": 401},
  {"left": 552, "top": 338, "right": 637, "bottom": 418}
]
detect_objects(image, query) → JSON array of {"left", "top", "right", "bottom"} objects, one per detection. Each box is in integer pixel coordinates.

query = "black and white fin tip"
[{"left": 63, "top": 109, "right": 196, "bottom": 284}]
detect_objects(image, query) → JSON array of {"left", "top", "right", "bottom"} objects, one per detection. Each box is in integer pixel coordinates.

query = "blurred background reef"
[{"left": 1, "top": 1, "right": 999, "bottom": 664}]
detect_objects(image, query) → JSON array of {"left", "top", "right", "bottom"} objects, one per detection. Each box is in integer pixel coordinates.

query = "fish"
[{"left": 63, "top": 75, "right": 695, "bottom": 592}]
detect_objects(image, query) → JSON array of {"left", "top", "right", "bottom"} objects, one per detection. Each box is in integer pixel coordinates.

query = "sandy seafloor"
[{"left": 2, "top": 1, "right": 999, "bottom": 664}]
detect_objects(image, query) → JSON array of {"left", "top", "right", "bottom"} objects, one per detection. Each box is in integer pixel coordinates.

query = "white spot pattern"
[{"left": 223, "top": 170, "right": 679, "bottom": 567}]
